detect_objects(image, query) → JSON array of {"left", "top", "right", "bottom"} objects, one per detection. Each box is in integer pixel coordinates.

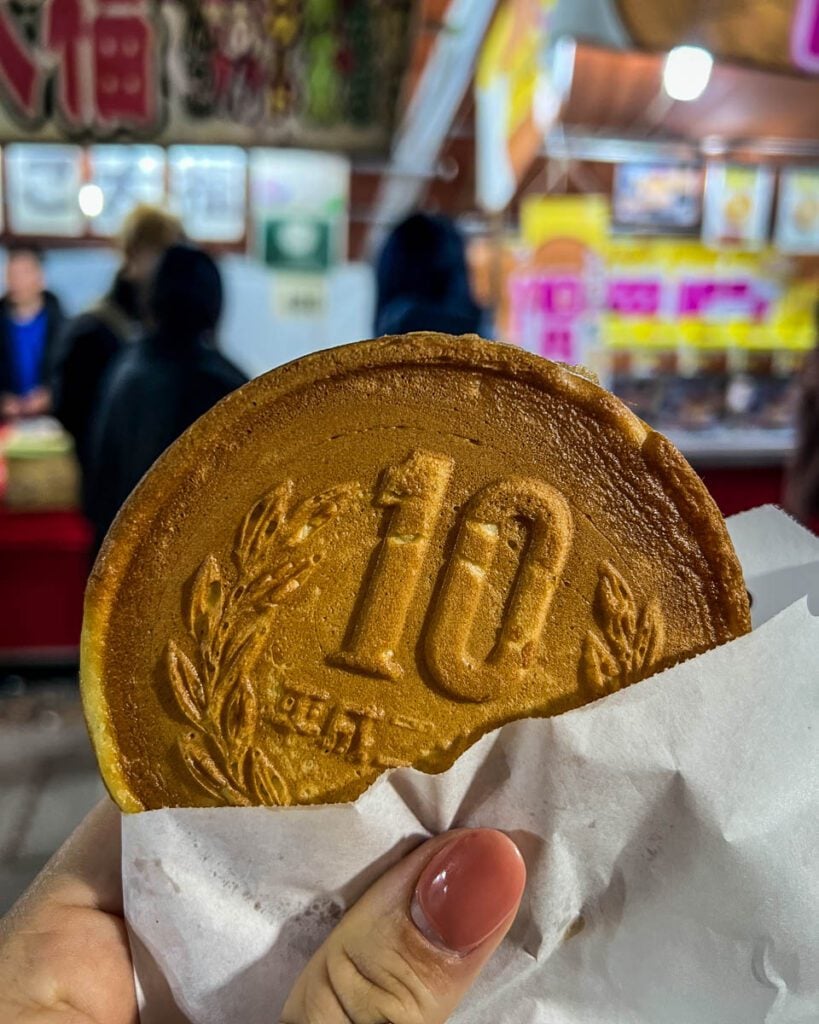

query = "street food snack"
[{"left": 81, "top": 333, "right": 750, "bottom": 811}]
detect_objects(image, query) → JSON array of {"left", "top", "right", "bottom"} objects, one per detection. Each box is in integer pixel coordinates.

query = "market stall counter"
[
  {"left": 0, "top": 421, "right": 91, "bottom": 664},
  {"left": 668, "top": 426, "right": 792, "bottom": 518}
]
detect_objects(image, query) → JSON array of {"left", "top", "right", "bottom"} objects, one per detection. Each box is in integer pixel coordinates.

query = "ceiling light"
[
  {"left": 138, "top": 155, "right": 159, "bottom": 174},
  {"left": 78, "top": 183, "right": 105, "bottom": 218},
  {"left": 663, "top": 46, "right": 713, "bottom": 102}
]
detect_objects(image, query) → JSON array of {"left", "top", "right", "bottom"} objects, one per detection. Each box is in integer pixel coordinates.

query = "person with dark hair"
[
  {"left": 53, "top": 204, "right": 184, "bottom": 480},
  {"left": 374, "top": 212, "right": 485, "bottom": 338},
  {"left": 86, "top": 244, "right": 247, "bottom": 552},
  {"left": 0, "top": 242, "right": 65, "bottom": 419}
]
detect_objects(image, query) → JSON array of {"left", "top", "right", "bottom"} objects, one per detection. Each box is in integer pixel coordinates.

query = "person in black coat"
[
  {"left": 52, "top": 205, "right": 183, "bottom": 480},
  {"left": 374, "top": 212, "right": 485, "bottom": 338},
  {"left": 0, "top": 243, "right": 65, "bottom": 420},
  {"left": 86, "top": 244, "right": 247, "bottom": 553}
]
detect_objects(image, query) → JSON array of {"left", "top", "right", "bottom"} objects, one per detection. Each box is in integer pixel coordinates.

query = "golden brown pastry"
[{"left": 81, "top": 333, "right": 750, "bottom": 811}]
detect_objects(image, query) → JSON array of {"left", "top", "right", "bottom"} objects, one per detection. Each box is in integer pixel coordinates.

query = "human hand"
[
  {"left": 0, "top": 801, "right": 526, "bottom": 1024},
  {"left": 0, "top": 800, "right": 135, "bottom": 1023},
  {"left": 280, "top": 826, "right": 526, "bottom": 1023}
]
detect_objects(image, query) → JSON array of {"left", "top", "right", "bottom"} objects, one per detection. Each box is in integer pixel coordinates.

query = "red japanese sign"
[
  {"left": 0, "top": 1, "right": 408, "bottom": 147},
  {"left": 0, "top": 1, "right": 158, "bottom": 132}
]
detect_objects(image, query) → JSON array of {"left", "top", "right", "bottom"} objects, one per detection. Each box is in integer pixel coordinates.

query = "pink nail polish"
[{"left": 412, "top": 830, "right": 526, "bottom": 954}]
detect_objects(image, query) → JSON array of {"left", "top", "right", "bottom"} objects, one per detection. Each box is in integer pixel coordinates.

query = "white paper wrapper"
[{"left": 123, "top": 507, "right": 819, "bottom": 1023}]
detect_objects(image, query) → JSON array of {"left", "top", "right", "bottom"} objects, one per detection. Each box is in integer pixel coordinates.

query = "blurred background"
[{"left": 2, "top": 0, "right": 819, "bottom": 911}]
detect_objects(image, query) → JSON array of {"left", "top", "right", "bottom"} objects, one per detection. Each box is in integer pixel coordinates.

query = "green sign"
[{"left": 262, "top": 218, "right": 332, "bottom": 272}]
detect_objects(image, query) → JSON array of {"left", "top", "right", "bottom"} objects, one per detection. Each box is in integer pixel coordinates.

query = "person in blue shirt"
[{"left": 0, "top": 243, "right": 65, "bottom": 421}]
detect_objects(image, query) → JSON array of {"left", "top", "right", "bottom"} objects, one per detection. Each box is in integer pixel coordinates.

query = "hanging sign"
[
  {"left": 5, "top": 143, "right": 84, "bottom": 236},
  {"left": 88, "top": 145, "right": 166, "bottom": 237},
  {"left": 792, "top": 0, "right": 819, "bottom": 73},
  {"left": 509, "top": 273, "right": 588, "bottom": 362},
  {"left": 775, "top": 168, "right": 819, "bottom": 253},
  {"left": 250, "top": 150, "right": 350, "bottom": 269},
  {"left": 475, "top": 0, "right": 560, "bottom": 212},
  {"left": 169, "top": 146, "right": 248, "bottom": 243},
  {"left": 701, "top": 165, "right": 775, "bottom": 251},
  {"left": 0, "top": 1, "right": 159, "bottom": 134},
  {"left": 0, "top": 1, "right": 409, "bottom": 148},
  {"left": 506, "top": 195, "right": 608, "bottom": 362}
]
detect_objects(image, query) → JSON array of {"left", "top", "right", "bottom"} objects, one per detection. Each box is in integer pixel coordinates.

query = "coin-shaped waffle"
[{"left": 82, "top": 334, "right": 750, "bottom": 811}]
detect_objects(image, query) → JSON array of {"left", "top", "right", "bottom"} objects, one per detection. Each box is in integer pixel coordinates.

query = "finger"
[
  {"left": 280, "top": 828, "right": 526, "bottom": 1024},
  {"left": 0, "top": 799, "right": 136, "bottom": 1024},
  {"left": 4, "top": 797, "right": 123, "bottom": 924}
]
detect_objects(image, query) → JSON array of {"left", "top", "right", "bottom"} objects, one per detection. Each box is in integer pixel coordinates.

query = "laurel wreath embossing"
[
  {"left": 164, "top": 479, "right": 357, "bottom": 806},
  {"left": 581, "top": 561, "right": 665, "bottom": 696}
]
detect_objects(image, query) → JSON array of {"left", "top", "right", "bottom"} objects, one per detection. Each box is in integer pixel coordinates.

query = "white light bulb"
[
  {"left": 79, "top": 183, "right": 105, "bottom": 218},
  {"left": 663, "top": 46, "right": 714, "bottom": 102}
]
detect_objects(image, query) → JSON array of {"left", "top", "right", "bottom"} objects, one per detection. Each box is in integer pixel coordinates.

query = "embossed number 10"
[{"left": 331, "top": 451, "right": 573, "bottom": 703}]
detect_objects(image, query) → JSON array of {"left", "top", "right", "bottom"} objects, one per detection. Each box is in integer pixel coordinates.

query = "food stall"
[
  {"left": 0, "top": 421, "right": 89, "bottom": 661},
  {"left": 473, "top": 0, "right": 819, "bottom": 519},
  {"left": 491, "top": 189, "right": 815, "bottom": 514}
]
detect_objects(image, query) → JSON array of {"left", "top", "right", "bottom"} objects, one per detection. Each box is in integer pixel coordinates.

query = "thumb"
[{"left": 280, "top": 828, "right": 526, "bottom": 1024}]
